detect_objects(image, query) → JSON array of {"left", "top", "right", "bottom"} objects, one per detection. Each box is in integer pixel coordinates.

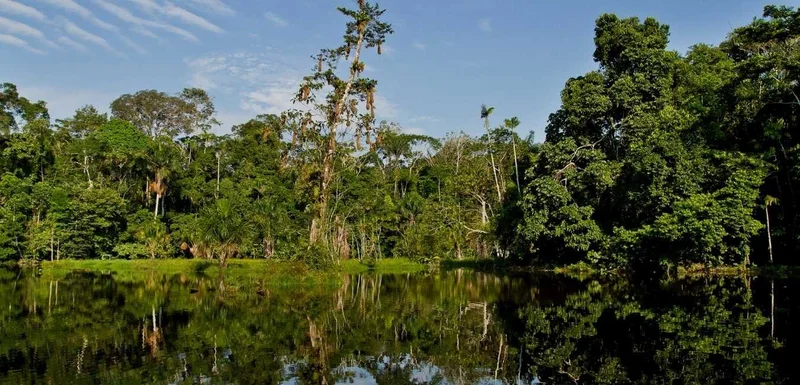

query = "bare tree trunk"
[
  {"left": 83, "top": 154, "right": 93, "bottom": 189},
  {"left": 489, "top": 152, "right": 502, "bottom": 202},
  {"left": 771, "top": 279, "right": 775, "bottom": 338},
  {"left": 480, "top": 198, "right": 488, "bottom": 225},
  {"left": 512, "top": 137, "right": 521, "bottom": 195},
  {"left": 50, "top": 230, "right": 54, "bottom": 262},
  {"left": 767, "top": 205, "right": 774, "bottom": 264},
  {"left": 154, "top": 193, "right": 161, "bottom": 220},
  {"left": 215, "top": 151, "right": 221, "bottom": 200}
]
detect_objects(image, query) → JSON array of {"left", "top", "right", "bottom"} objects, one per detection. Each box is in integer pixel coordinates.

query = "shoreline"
[{"left": 13, "top": 259, "right": 800, "bottom": 285}]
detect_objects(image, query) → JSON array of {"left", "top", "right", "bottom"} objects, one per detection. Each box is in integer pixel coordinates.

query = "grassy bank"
[{"left": 36, "top": 258, "right": 430, "bottom": 285}]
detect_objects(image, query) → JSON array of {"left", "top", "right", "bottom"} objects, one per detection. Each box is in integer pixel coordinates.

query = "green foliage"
[{"left": 2, "top": 4, "right": 799, "bottom": 272}]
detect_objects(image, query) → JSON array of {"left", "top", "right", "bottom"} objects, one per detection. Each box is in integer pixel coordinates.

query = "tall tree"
[{"left": 291, "top": 0, "right": 393, "bottom": 251}]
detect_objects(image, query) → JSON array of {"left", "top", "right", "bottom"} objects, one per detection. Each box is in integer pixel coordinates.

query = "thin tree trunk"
[
  {"left": 83, "top": 154, "right": 93, "bottom": 189},
  {"left": 512, "top": 137, "right": 521, "bottom": 195},
  {"left": 216, "top": 152, "right": 221, "bottom": 200},
  {"left": 154, "top": 193, "right": 161, "bottom": 220},
  {"left": 767, "top": 205, "right": 774, "bottom": 264},
  {"left": 771, "top": 279, "right": 775, "bottom": 338},
  {"left": 489, "top": 152, "right": 502, "bottom": 202}
]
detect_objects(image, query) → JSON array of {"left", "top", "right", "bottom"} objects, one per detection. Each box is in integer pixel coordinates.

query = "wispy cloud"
[
  {"left": 409, "top": 115, "right": 440, "bottom": 123},
  {"left": 131, "top": 26, "right": 161, "bottom": 41},
  {"left": 0, "top": 0, "right": 47, "bottom": 21},
  {"left": 127, "top": 0, "right": 161, "bottom": 14},
  {"left": 185, "top": 51, "right": 303, "bottom": 118},
  {"left": 39, "top": 0, "right": 118, "bottom": 31},
  {"left": 92, "top": 0, "right": 198, "bottom": 42},
  {"left": 163, "top": 3, "right": 223, "bottom": 33},
  {"left": 478, "top": 18, "right": 491, "bottom": 32},
  {"left": 62, "top": 18, "right": 125, "bottom": 57},
  {"left": 381, "top": 44, "right": 395, "bottom": 55},
  {"left": 183, "top": 0, "right": 234, "bottom": 16},
  {"left": 0, "top": 33, "right": 45, "bottom": 54},
  {"left": 411, "top": 41, "right": 427, "bottom": 50},
  {"left": 264, "top": 12, "right": 288, "bottom": 27},
  {"left": 57, "top": 35, "right": 87, "bottom": 51},
  {"left": 119, "top": 35, "right": 146, "bottom": 54},
  {"left": 373, "top": 93, "right": 398, "bottom": 119},
  {"left": 185, "top": 50, "right": 401, "bottom": 128},
  {"left": 0, "top": 15, "right": 56, "bottom": 47}
]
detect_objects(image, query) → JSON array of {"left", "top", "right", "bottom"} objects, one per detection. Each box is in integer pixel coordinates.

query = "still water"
[{"left": 0, "top": 267, "right": 796, "bottom": 384}]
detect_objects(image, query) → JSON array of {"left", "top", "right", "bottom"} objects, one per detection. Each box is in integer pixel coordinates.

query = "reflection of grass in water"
[
  {"left": 38, "top": 258, "right": 429, "bottom": 286},
  {"left": 339, "top": 258, "right": 429, "bottom": 274},
  {"left": 40, "top": 259, "right": 337, "bottom": 286}
]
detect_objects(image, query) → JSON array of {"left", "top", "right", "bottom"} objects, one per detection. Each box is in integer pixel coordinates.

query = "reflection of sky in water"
[{"left": 277, "top": 354, "right": 542, "bottom": 385}]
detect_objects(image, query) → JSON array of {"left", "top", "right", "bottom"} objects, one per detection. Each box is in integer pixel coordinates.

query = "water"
[{"left": 0, "top": 268, "right": 796, "bottom": 384}]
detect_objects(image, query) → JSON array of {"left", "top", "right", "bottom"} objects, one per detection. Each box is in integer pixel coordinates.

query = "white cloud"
[
  {"left": 264, "top": 12, "right": 288, "bottom": 27},
  {"left": 373, "top": 92, "right": 398, "bottom": 119},
  {"left": 119, "top": 35, "right": 146, "bottom": 54},
  {"left": 39, "top": 0, "right": 118, "bottom": 31},
  {"left": 411, "top": 41, "right": 426, "bottom": 50},
  {"left": 0, "top": 0, "right": 47, "bottom": 22},
  {"left": 92, "top": 0, "right": 198, "bottom": 42},
  {"left": 0, "top": 15, "right": 56, "bottom": 47},
  {"left": 186, "top": 50, "right": 401, "bottom": 130},
  {"left": 57, "top": 35, "right": 86, "bottom": 51},
  {"left": 62, "top": 18, "right": 125, "bottom": 57},
  {"left": 182, "top": 0, "right": 233, "bottom": 16},
  {"left": 163, "top": 3, "right": 223, "bottom": 33},
  {"left": 478, "top": 18, "right": 491, "bottom": 32},
  {"left": 0, "top": 33, "right": 45, "bottom": 54}
]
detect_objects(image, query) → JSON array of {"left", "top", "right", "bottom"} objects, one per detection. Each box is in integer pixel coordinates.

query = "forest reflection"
[{"left": 0, "top": 268, "right": 794, "bottom": 384}]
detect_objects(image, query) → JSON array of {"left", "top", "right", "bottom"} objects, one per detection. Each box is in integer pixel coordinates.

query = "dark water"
[{"left": 0, "top": 268, "right": 796, "bottom": 384}]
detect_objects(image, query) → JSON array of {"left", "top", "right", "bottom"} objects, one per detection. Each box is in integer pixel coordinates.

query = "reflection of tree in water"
[
  {"left": 519, "top": 278, "right": 776, "bottom": 384},
  {"left": 0, "top": 269, "right": 789, "bottom": 384}
]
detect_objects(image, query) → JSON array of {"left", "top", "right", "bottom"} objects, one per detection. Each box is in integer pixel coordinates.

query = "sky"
[{"left": 0, "top": 0, "right": 786, "bottom": 139}]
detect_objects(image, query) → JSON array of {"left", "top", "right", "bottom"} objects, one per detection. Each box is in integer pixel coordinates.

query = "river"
[{"left": 0, "top": 268, "right": 795, "bottom": 384}]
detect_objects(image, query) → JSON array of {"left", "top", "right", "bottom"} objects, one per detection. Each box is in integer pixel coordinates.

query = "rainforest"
[{"left": 3, "top": 2, "right": 800, "bottom": 383}]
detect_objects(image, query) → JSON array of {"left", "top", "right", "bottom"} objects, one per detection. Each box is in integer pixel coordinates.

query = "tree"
[
  {"left": 110, "top": 88, "right": 217, "bottom": 139},
  {"left": 291, "top": 0, "right": 393, "bottom": 251},
  {"left": 0, "top": 82, "right": 48, "bottom": 135},
  {"left": 198, "top": 198, "right": 252, "bottom": 267}
]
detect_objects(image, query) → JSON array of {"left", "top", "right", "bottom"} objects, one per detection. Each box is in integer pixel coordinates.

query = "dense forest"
[{"left": 2, "top": 3, "right": 800, "bottom": 271}]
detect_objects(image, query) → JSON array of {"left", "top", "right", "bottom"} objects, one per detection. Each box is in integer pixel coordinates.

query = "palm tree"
[
  {"left": 198, "top": 199, "right": 253, "bottom": 267},
  {"left": 480, "top": 105, "right": 502, "bottom": 202}
]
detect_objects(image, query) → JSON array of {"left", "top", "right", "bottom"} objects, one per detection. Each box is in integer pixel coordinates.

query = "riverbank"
[{"left": 34, "top": 258, "right": 431, "bottom": 286}]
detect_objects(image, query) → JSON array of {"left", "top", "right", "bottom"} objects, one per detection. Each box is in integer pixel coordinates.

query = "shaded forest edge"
[{"left": 3, "top": 3, "right": 800, "bottom": 275}]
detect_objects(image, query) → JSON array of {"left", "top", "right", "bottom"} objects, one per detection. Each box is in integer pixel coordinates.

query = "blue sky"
[{"left": 0, "top": 0, "right": 783, "bottom": 139}]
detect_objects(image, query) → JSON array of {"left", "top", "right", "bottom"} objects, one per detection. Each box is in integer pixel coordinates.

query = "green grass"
[
  {"left": 37, "top": 258, "right": 430, "bottom": 286},
  {"left": 338, "top": 258, "right": 429, "bottom": 274},
  {"left": 39, "top": 259, "right": 342, "bottom": 286}
]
